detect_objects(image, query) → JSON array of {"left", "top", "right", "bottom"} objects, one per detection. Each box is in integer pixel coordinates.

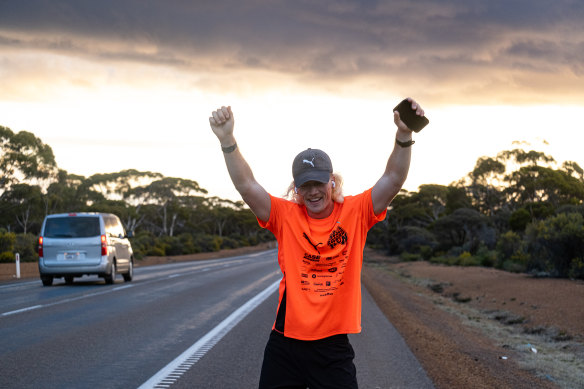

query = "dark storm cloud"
[{"left": 1, "top": 0, "right": 583, "bottom": 103}]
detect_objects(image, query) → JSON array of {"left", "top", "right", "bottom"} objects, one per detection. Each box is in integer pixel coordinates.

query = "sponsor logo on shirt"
[{"left": 327, "top": 226, "right": 348, "bottom": 249}]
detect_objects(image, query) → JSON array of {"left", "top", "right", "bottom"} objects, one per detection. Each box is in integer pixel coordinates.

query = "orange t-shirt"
[{"left": 258, "top": 188, "right": 387, "bottom": 340}]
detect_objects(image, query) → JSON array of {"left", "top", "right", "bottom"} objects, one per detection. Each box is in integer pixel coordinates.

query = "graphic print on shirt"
[
  {"left": 300, "top": 225, "right": 349, "bottom": 297},
  {"left": 303, "top": 232, "right": 323, "bottom": 254}
]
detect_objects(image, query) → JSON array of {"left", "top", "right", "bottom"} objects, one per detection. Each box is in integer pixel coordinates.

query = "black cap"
[{"left": 292, "top": 148, "right": 333, "bottom": 187}]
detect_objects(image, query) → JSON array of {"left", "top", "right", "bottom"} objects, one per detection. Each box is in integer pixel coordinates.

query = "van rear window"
[{"left": 44, "top": 217, "right": 101, "bottom": 238}]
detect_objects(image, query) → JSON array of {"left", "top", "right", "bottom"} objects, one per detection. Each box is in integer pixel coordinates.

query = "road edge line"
[{"left": 137, "top": 278, "right": 280, "bottom": 389}]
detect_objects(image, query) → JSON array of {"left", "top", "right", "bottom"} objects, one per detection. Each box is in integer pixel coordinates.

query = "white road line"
[
  {"left": 113, "top": 284, "right": 135, "bottom": 291},
  {"left": 1, "top": 283, "right": 134, "bottom": 317},
  {"left": 137, "top": 279, "right": 280, "bottom": 389},
  {"left": 0, "top": 259, "right": 247, "bottom": 317},
  {"left": 0, "top": 280, "right": 39, "bottom": 290},
  {"left": 0, "top": 259, "right": 276, "bottom": 317},
  {"left": 1, "top": 305, "right": 43, "bottom": 317}
]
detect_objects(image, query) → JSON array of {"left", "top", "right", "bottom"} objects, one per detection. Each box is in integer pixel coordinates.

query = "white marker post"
[{"left": 15, "top": 253, "right": 20, "bottom": 279}]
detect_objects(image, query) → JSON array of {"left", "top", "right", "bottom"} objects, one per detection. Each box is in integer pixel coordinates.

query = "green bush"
[
  {"left": 193, "top": 234, "right": 222, "bottom": 252},
  {"left": 569, "top": 258, "right": 584, "bottom": 279},
  {"left": 509, "top": 208, "right": 531, "bottom": 232},
  {"left": 525, "top": 212, "right": 584, "bottom": 278},
  {"left": 419, "top": 245, "right": 434, "bottom": 260},
  {"left": 0, "top": 230, "right": 16, "bottom": 254},
  {"left": 400, "top": 252, "right": 422, "bottom": 262},
  {"left": 475, "top": 245, "right": 497, "bottom": 267},
  {"left": 429, "top": 255, "right": 462, "bottom": 266},
  {"left": 397, "top": 226, "right": 437, "bottom": 254},
  {"left": 177, "top": 233, "right": 196, "bottom": 254},
  {"left": 130, "top": 231, "right": 158, "bottom": 259},
  {"left": 147, "top": 245, "right": 167, "bottom": 256},
  {"left": 220, "top": 236, "right": 240, "bottom": 250},
  {"left": 15, "top": 233, "right": 38, "bottom": 262},
  {"left": 0, "top": 232, "right": 38, "bottom": 263},
  {"left": 501, "top": 259, "right": 526, "bottom": 273},
  {"left": 161, "top": 236, "right": 184, "bottom": 256},
  {"left": 457, "top": 251, "right": 480, "bottom": 267},
  {"left": 496, "top": 231, "right": 528, "bottom": 270},
  {"left": 0, "top": 251, "right": 14, "bottom": 263}
]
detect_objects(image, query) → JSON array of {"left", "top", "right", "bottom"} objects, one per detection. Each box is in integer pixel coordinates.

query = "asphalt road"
[{"left": 0, "top": 250, "right": 433, "bottom": 389}]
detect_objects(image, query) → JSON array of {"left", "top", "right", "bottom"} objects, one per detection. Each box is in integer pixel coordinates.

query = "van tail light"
[
  {"left": 38, "top": 236, "right": 44, "bottom": 258},
  {"left": 101, "top": 235, "right": 108, "bottom": 256}
]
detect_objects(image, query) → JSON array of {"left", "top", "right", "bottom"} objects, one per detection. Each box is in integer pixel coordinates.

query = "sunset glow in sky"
[{"left": 1, "top": 1, "right": 583, "bottom": 201}]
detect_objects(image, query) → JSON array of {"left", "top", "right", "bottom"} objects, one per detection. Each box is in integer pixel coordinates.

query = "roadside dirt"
[
  {"left": 3, "top": 244, "right": 582, "bottom": 388},
  {"left": 362, "top": 248, "right": 584, "bottom": 389}
]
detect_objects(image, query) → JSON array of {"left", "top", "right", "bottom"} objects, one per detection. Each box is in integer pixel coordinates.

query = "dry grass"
[{"left": 363, "top": 249, "right": 584, "bottom": 389}]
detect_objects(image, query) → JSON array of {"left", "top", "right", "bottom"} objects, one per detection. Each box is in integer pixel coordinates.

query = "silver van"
[{"left": 38, "top": 212, "right": 134, "bottom": 286}]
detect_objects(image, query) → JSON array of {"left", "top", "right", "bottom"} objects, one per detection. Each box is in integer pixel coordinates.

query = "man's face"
[{"left": 298, "top": 179, "right": 334, "bottom": 219}]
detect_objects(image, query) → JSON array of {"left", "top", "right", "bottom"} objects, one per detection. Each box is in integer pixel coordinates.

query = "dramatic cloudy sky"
[{"left": 1, "top": 0, "right": 583, "bottom": 200}]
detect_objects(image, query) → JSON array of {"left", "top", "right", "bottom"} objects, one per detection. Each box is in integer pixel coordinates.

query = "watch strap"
[{"left": 395, "top": 138, "right": 415, "bottom": 148}]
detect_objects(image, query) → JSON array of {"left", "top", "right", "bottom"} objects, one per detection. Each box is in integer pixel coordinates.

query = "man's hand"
[
  {"left": 393, "top": 97, "right": 425, "bottom": 134},
  {"left": 209, "top": 106, "right": 235, "bottom": 146}
]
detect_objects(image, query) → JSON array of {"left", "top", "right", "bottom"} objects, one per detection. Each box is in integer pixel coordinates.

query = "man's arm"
[
  {"left": 209, "top": 106, "right": 271, "bottom": 222},
  {"left": 371, "top": 98, "right": 425, "bottom": 215}
]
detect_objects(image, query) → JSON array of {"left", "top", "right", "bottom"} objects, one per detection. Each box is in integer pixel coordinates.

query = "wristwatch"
[{"left": 395, "top": 138, "right": 415, "bottom": 148}]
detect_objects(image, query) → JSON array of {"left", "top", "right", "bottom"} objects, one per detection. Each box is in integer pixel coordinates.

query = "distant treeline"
[
  {"left": 0, "top": 126, "right": 273, "bottom": 262},
  {"left": 2, "top": 126, "right": 584, "bottom": 279},
  {"left": 367, "top": 148, "right": 584, "bottom": 279}
]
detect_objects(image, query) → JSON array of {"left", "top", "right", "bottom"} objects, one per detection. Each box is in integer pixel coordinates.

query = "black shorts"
[{"left": 258, "top": 330, "right": 358, "bottom": 389}]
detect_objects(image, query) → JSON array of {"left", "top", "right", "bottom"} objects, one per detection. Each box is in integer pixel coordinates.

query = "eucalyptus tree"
[
  {"left": 129, "top": 177, "right": 208, "bottom": 236},
  {"left": 0, "top": 184, "right": 44, "bottom": 234},
  {"left": 0, "top": 126, "right": 58, "bottom": 194}
]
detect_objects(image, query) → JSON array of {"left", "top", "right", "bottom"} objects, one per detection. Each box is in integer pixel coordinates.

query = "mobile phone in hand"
[{"left": 393, "top": 99, "right": 429, "bottom": 132}]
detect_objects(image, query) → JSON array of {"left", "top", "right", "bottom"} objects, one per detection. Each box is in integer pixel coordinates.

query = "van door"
[
  {"left": 42, "top": 216, "right": 103, "bottom": 267},
  {"left": 105, "top": 215, "right": 132, "bottom": 272}
]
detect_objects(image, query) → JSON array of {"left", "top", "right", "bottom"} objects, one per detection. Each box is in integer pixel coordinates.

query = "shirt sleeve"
[
  {"left": 365, "top": 187, "right": 387, "bottom": 228},
  {"left": 257, "top": 194, "right": 281, "bottom": 236}
]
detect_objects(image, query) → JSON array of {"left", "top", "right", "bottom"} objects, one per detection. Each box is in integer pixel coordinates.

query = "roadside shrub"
[
  {"left": 429, "top": 255, "right": 449, "bottom": 265},
  {"left": 432, "top": 208, "right": 495, "bottom": 254},
  {"left": 428, "top": 246, "right": 496, "bottom": 268},
  {"left": 149, "top": 241, "right": 169, "bottom": 256},
  {"left": 459, "top": 251, "right": 481, "bottom": 267},
  {"left": 509, "top": 208, "right": 531, "bottom": 232},
  {"left": 161, "top": 236, "right": 184, "bottom": 256},
  {"left": 15, "top": 233, "right": 38, "bottom": 262},
  {"left": 448, "top": 246, "right": 464, "bottom": 258},
  {"left": 0, "top": 231, "right": 33, "bottom": 263},
  {"left": 475, "top": 244, "right": 497, "bottom": 267},
  {"left": 220, "top": 236, "right": 240, "bottom": 250},
  {"left": 0, "top": 251, "right": 14, "bottom": 263},
  {"left": 396, "top": 226, "right": 437, "bottom": 254},
  {"left": 193, "top": 234, "right": 222, "bottom": 252},
  {"left": 568, "top": 258, "right": 584, "bottom": 279},
  {"left": 496, "top": 231, "right": 521, "bottom": 261},
  {"left": 495, "top": 231, "right": 528, "bottom": 270},
  {"left": 177, "top": 233, "right": 196, "bottom": 254},
  {"left": 400, "top": 252, "right": 422, "bottom": 262},
  {"left": 0, "top": 230, "right": 15, "bottom": 254},
  {"left": 131, "top": 231, "right": 157, "bottom": 259},
  {"left": 555, "top": 204, "right": 584, "bottom": 217},
  {"left": 501, "top": 259, "right": 526, "bottom": 273},
  {"left": 429, "top": 255, "right": 462, "bottom": 266},
  {"left": 419, "top": 245, "right": 433, "bottom": 260},
  {"left": 525, "top": 212, "right": 584, "bottom": 278}
]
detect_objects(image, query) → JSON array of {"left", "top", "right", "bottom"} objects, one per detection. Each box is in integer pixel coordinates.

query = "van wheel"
[
  {"left": 123, "top": 261, "right": 133, "bottom": 282},
  {"left": 105, "top": 262, "right": 116, "bottom": 285},
  {"left": 65, "top": 276, "right": 74, "bottom": 284},
  {"left": 41, "top": 276, "right": 53, "bottom": 286}
]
